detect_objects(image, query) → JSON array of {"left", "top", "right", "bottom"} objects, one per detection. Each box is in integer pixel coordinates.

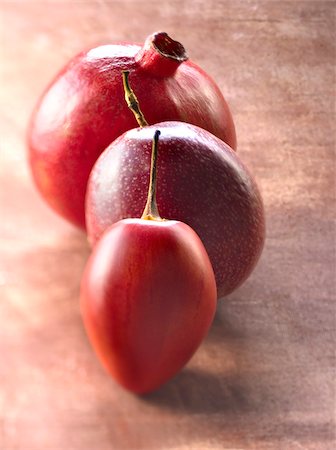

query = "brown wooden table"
[{"left": 1, "top": 1, "right": 335, "bottom": 449}]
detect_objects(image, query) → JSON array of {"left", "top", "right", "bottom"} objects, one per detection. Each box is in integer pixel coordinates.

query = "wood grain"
[{"left": 0, "top": 1, "right": 335, "bottom": 449}]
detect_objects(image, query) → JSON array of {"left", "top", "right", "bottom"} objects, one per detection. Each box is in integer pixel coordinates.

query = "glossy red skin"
[
  {"left": 80, "top": 218, "right": 217, "bottom": 393},
  {"left": 27, "top": 33, "right": 236, "bottom": 228},
  {"left": 86, "top": 122, "right": 265, "bottom": 298}
]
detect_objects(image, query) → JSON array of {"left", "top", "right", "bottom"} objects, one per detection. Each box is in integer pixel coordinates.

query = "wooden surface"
[{"left": 0, "top": 1, "right": 335, "bottom": 449}]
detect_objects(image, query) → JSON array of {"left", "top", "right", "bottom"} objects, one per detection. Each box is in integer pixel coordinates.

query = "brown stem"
[
  {"left": 122, "top": 71, "right": 148, "bottom": 127},
  {"left": 141, "top": 130, "right": 163, "bottom": 221}
]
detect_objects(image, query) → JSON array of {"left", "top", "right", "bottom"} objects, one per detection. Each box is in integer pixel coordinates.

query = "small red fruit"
[
  {"left": 80, "top": 131, "right": 217, "bottom": 393},
  {"left": 28, "top": 31, "right": 236, "bottom": 228}
]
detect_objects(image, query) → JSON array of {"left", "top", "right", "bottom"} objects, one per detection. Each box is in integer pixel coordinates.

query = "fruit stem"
[
  {"left": 122, "top": 71, "right": 148, "bottom": 128},
  {"left": 141, "top": 130, "right": 163, "bottom": 221}
]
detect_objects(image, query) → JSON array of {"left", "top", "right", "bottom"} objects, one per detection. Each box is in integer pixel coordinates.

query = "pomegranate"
[{"left": 28, "top": 32, "right": 236, "bottom": 228}]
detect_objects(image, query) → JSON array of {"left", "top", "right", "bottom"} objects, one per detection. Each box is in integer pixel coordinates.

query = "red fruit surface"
[
  {"left": 86, "top": 122, "right": 265, "bottom": 298},
  {"left": 80, "top": 218, "right": 217, "bottom": 393},
  {"left": 27, "top": 32, "right": 236, "bottom": 228}
]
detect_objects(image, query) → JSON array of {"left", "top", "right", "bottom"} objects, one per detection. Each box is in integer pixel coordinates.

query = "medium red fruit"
[
  {"left": 80, "top": 131, "right": 217, "bottom": 393},
  {"left": 86, "top": 122, "right": 265, "bottom": 298},
  {"left": 27, "top": 31, "right": 236, "bottom": 228}
]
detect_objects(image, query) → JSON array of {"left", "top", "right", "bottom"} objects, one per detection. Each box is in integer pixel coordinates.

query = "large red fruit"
[
  {"left": 86, "top": 122, "right": 265, "bottom": 298},
  {"left": 27, "top": 31, "right": 236, "bottom": 228}
]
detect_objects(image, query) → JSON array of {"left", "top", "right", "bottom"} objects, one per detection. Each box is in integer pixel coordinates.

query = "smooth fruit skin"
[
  {"left": 86, "top": 122, "right": 265, "bottom": 298},
  {"left": 27, "top": 32, "right": 236, "bottom": 228},
  {"left": 80, "top": 218, "right": 217, "bottom": 394}
]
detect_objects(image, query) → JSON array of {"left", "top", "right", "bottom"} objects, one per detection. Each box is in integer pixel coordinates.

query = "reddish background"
[{"left": 0, "top": 1, "right": 335, "bottom": 449}]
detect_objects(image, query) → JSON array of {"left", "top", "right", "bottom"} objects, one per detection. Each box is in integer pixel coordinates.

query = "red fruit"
[
  {"left": 27, "top": 31, "right": 236, "bottom": 228},
  {"left": 86, "top": 122, "right": 265, "bottom": 298},
  {"left": 81, "top": 218, "right": 217, "bottom": 393},
  {"left": 80, "top": 130, "right": 217, "bottom": 393}
]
